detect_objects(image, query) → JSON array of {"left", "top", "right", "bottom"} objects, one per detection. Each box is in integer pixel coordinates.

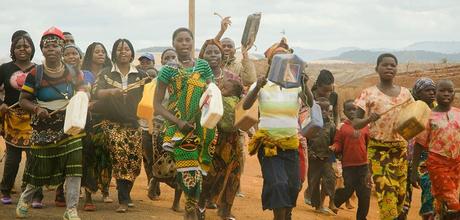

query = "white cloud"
[{"left": 0, "top": 0, "right": 459, "bottom": 61}]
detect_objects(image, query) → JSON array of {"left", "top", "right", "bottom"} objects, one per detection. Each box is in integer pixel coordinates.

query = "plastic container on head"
[{"left": 267, "top": 53, "right": 305, "bottom": 88}]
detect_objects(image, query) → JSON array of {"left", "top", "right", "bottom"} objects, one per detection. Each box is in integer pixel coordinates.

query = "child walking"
[
  {"left": 307, "top": 97, "right": 337, "bottom": 215},
  {"left": 414, "top": 79, "right": 460, "bottom": 217},
  {"left": 331, "top": 100, "right": 371, "bottom": 220}
]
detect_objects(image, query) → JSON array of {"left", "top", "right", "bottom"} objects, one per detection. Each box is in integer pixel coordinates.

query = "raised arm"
[
  {"left": 239, "top": 46, "right": 257, "bottom": 87},
  {"left": 243, "top": 76, "right": 266, "bottom": 110},
  {"left": 299, "top": 73, "right": 313, "bottom": 107},
  {"left": 214, "top": 17, "right": 231, "bottom": 42}
]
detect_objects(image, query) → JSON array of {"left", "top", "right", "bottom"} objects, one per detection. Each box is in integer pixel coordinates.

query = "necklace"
[
  {"left": 180, "top": 58, "right": 195, "bottom": 68},
  {"left": 215, "top": 68, "right": 224, "bottom": 80},
  {"left": 44, "top": 61, "right": 65, "bottom": 76}
]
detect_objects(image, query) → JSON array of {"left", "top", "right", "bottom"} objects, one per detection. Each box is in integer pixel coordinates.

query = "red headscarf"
[{"left": 40, "top": 26, "right": 65, "bottom": 49}]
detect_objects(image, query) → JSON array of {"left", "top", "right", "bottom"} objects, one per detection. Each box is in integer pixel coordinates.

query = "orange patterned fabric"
[
  {"left": 426, "top": 153, "right": 460, "bottom": 212},
  {"left": 355, "top": 86, "right": 413, "bottom": 142},
  {"left": 415, "top": 107, "right": 460, "bottom": 159}
]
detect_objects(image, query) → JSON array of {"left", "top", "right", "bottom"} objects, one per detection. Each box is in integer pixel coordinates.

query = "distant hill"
[
  {"left": 292, "top": 47, "right": 360, "bottom": 61},
  {"left": 403, "top": 41, "right": 460, "bottom": 54},
  {"left": 327, "top": 50, "right": 460, "bottom": 63},
  {"left": 136, "top": 41, "right": 460, "bottom": 63}
]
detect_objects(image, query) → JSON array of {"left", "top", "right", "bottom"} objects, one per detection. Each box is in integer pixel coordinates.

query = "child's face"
[
  {"left": 436, "top": 81, "right": 455, "bottom": 106},
  {"left": 162, "top": 50, "right": 178, "bottom": 65},
  {"left": 343, "top": 102, "right": 357, "bottom": 120},
  {"left": 220, "top": 81, "right": 235, "bottom": 97},
  {"left": 318, "top": 101, "right": 331, "bottom": 121}
]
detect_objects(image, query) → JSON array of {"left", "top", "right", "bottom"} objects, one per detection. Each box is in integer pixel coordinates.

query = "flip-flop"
[
  {"left": 116, "top": 205, "right": 128, "bottom": 213},
  {"left": 1, "top": 196, "right": 12, "bottom": 204},
  {"left": 84, "top": 203, "right": 96, "bottom": 211},
  {"left": 31, "top": 201, "right": 44, "bottom": 209},
  {"left": 103, "top": 196, "right": 113, "bottom": 203},
  {"left": 316, "top": 207, "right": 337, "bottom": 216}
]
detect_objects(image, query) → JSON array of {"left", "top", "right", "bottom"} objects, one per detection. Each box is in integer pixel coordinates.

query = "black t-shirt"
[{"left": 0, "top": 61, "right": 35, "bottom": 106}]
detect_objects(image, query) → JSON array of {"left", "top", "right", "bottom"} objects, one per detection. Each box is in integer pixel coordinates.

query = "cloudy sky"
[{"left": 0, "top": 0, "right": 459, "bottom": 59}]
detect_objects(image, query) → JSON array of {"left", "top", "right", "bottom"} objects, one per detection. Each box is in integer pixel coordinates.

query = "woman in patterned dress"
[
  {"left": 154, "top": 28, "right": 216, "bottom": 220},
  {"left": 94, "top": 38, "right": 149, "bottom": 213},
  {"left": 16, "top": 27, "right": 87, "bottom": 220},
  {"left": 0, "top": 30, "right": 44, "bottom": 207},
  {"left": 353, "top": 53, "right": 414, "bottom": 220}
]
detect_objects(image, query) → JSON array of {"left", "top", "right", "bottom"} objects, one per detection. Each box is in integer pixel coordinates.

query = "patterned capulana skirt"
[
  {"left": 23, "top": 111, "right": 83, "bottom": 187},
  {"left": 368, "top": 138, "right": 408, "bottom": 220},
  {"left": 82, "top": 119, "right": 112, "bottom": 193},
  {"left": 100, "top": 120, "right": 142, "bottom": 182},
  {"left": 201, "top": 131, "right": 242, "bottom": 208}
]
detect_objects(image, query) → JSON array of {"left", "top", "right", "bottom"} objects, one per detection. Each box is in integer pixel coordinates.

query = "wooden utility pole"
[{"left": 189, "top": 0, "right": 195, "bottom": 57}]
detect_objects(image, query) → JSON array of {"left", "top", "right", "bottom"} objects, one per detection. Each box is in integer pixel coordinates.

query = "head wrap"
[
  {"left": 199, "top": 39, "right": 224, "bottom": 59},
  {"left": 412, "top": 77, "right": 436, "bottom": 100},
  {"left": 264, "top": 37, "right": 290, "bottom": 63},
  {"left": 40, "top": 27, "right": 65, "bottom": 49},
  {"left": 63, "top": 44, "right": 83, "bottom": 59}
]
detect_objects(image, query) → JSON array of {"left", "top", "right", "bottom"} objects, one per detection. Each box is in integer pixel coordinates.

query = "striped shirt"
[{"left": 249, "top": 81, "right": 302, "bottom": 138}]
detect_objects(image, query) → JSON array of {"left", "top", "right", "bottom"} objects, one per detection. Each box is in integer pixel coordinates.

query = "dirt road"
[{"left": 0, "top": 138, "right": 421, "bottom": 220}]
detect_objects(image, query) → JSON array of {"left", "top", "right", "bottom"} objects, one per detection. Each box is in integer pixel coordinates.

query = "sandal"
[
  {"left": 1, "top": 196, "right": 12, "bottom": 205},
  {"left": 102, "top": 195, "right": 113, "bottom": 203},
  {"left": 31, "top": 200, "right": 44, "bottom": 209},
  {"left": 84, "top": 203, "right": 96, "bottom": 211},
  {"left": 116, "top": 204, "right": 128, "bottom": 213},
  {"left": 197, "top": 208, "right": 206, "bottom": 220},
  {"left": 222, "top": 214, "right": 236, "bottom": 220}
]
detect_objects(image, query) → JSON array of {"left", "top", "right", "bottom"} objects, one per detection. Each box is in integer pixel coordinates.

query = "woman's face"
[
  {"left": 203, "top": 44, "right": 222, "bottom": 68},
  {"left": 161, "top": 50, "right": 177, "bottom": 65},
  {"left": 316, "top": 84, "right": 333, "bottom": 98},
  {"left": 14, "top": 38, "right": 32, "bottom": 61},
  {"left": 173, "top": 31, "right": 193, "bottom": 57},
  {"left": 116, "top": 42, "right": 132, "bottom": 64},
  {"left": 42, "top": 41, "right": 62, "bottom": 63},
  {"left": 418, "top": 87, "right": 436, "bottom": 104},
  {"left": 63, "top": 47, "right": 80, "bottom": 66},
  {"left": 92, "top": 44, "right": 106, "bottom": 65},
  {"left": 377, "top": 57, "right": 397, "bottom": 81}
]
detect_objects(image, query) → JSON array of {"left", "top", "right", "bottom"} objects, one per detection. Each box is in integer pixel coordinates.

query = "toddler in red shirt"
[{"left": 330, "top": 100, "right": 371, "bottom": 220}]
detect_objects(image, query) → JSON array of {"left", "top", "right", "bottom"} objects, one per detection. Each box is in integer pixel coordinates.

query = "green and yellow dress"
[{"left": 157, "top": 59, "right": 216, "bottom": 212}]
